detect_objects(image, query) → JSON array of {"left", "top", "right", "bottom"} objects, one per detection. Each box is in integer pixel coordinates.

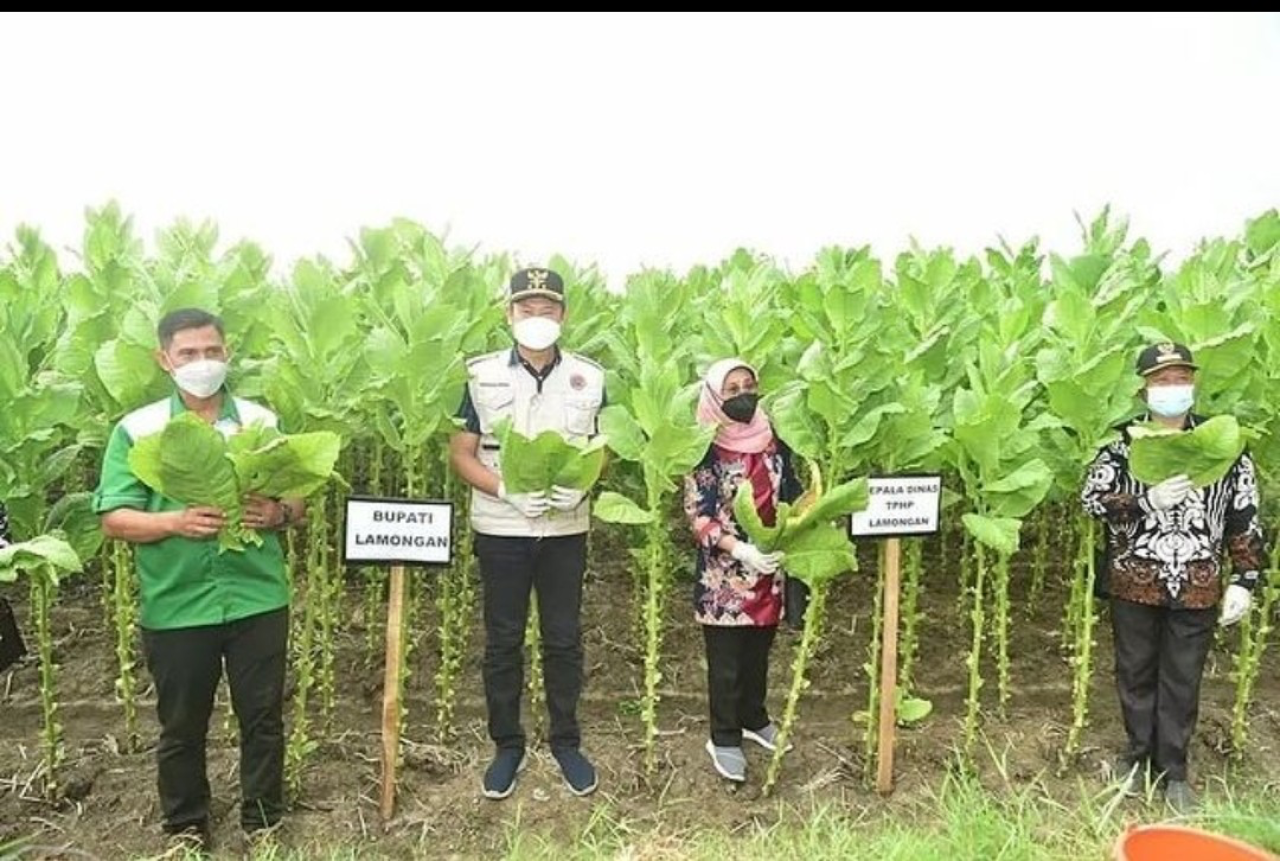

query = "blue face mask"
[{"left": 1147, "top": 384, "right": 1194, "bottom": 418}]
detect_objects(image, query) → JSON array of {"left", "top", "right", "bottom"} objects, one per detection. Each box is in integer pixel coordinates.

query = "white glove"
[
  {"left": 1146, "top": 474, "right": 1193, "bottom": 511},
  {"left": 1220, "top": 583, "right": 1253, "bottom": 627},
  {"left": 548, "top": 485, "right": 587, "bottom": 511},
  {"left": 497, "top": 482, "right": 550, "bottom": 519},
  {"left": 730, "top": 541, "right": 784, "bottom": 575}
]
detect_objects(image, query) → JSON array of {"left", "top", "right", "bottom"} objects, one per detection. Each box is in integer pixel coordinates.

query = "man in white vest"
[{"left": 450, "top": 268, "right": 606, "bottom": 800}]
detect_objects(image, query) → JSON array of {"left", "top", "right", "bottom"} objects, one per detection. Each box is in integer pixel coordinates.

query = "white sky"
[{"left": 2, "top": 13, "right": 1278, "bottom": 286}]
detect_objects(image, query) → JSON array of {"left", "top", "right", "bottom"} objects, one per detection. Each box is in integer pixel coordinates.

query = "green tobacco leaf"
[
  {"left": 128, "top": 413, "right": 246, "bottom": 551},
  {"left": 129, "top": 413, "right": 240, "bottom": 511},
  {"left": 229, "top": 424, "right": 342, "bottom": 499},
  {"left": 1244, "top": 209, "right": 1280, "bottom": 256},
  {"left": 648, "top": 422, "right": 716, "bottom": 482},
  {"left": 43, "top": 492, "right": 104, "bottom": 564},
  {"left": 984, "top": 459, "right": 1053, "bottom": 519},
  {"left": 1128, "top": 415, "right": 1251, "bottom": 488},
  {"left": 226, "top": 422, "right": 279, "bottom": 454},
  {"left": 896, "top": 695, "right": 934, "bottom": 725},
  {"left": 793, "top": 477, "right": 869, "bottom": 532},
  {"left": 38, "top": 444, "right": 84, "bottom": 488},
  {"left": 94, "top": 337, "right": 163, "bottom": 409},
  {"left": 838, "top": 403, "right": 906, "bottom": 451},
  {"left": 781, "top": 522, "right": 857, "bottom": 586},
  {"left": 592, "top": 491, "right": 654, "bottom": 525},
  {"left": 733, "top": 480, "right": 781, "bottom": 550},
  {"left": 769, "top": 383, "right": 825, "bottom": 461},
  {"left": 0, "top": 534, "right": 83, "bottom": 586},
  {"left": 734, "top": 476, "right": 865, "bottom": 586},
  {"left": 553, "top": 435, "right": 608, "bottom": 489},
  {"left": 961, "top": 512, "right": 1022, "bottom": 557},
  {"left": 598, "top": 405, "right": 646, "bottom": 462},
  {"left": 495, "top": 419, "right": 608, "bottom": 494}
]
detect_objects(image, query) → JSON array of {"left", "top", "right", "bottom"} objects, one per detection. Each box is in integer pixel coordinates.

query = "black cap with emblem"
[
  {"left": 1136, "top": 341, "right": 1198, "bottom": 376},
  {"left": 508, "top": 267, "right": 565, "bottom": 304}
]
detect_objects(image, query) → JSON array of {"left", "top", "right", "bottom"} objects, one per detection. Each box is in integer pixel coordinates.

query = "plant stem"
[
  {"left": 764, "top": 580, "right": 828, "bottom": 795},
  {"left": 898, "top": 539, "right": 924, "bottom": 692},
  {"left": 1230, "top": 528, "right": 1280, "bottom": 756},
  {"left": 112, "top": 540, "right": 139, "bottom": 751},
  {"left": 1066, "top": 515, "right": 1097, "bottom": 759},
  {"left": 994, "top": 552, "right": 1012, "bottom": 715},
  {"left": 863, "top": 545, "right": 886, "bottom": 784},
  {"left": 33, "top": 568, "right": 61, "bottom": 798},
  {"left": 963, "top": 539, "right": 987, "bottom": 759},
  {"left": 641, "top": 510, "right": 668, "bottom": 775}
]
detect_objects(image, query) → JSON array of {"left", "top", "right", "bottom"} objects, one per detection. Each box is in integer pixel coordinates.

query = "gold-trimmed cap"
[
  {"left": 508, "top": 267, "right": 565, "bottom": 304},
  {"left": 1136, "top": 341, "right": 1198, "bottom": 376}
]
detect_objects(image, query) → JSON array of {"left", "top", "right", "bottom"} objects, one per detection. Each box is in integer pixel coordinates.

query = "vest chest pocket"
[
  {"left": 474, "top": 386, "right": 515, "bottom": 435},
  {"left": 564, "top": 398, "right": 599, "bottom": 437}
]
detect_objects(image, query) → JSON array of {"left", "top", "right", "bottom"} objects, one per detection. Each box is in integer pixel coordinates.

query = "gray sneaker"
[
  {"left": 1165, "top": 779, "right": 1197, "bottom": 815},
  {"left": 705, "top": 740, "right": 747, "bottom": 782},
  {"left": 742, "top": 722, "right": 794, "bottom": 753}
]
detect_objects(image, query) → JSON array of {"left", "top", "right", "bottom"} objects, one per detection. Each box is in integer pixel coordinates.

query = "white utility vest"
[{"left": 466, "top": 349, "right": 605, "bottom": 537}]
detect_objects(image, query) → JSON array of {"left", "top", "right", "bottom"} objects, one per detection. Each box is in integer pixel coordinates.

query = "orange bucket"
[{"left": 1115, "top": 825, "right": 1277, "bottom": 861}]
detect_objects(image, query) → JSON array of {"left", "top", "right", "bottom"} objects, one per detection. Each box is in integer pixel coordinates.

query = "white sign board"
[
  {"left": 344, "top": 497, "right": 454, "bottom": 566},
  {"left": 850, "top": 475, "right": 942, "bottom": 538}
]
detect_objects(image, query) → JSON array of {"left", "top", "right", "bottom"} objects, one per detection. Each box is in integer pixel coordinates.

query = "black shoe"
[
  {"left": 482, "top": 748, "right": 526, "bottom": 800},
  {"left": 1165, "top": 779, "right": 1197, "bottom": 815},
  {"left": 552, "top": 747, "right": 598, "bottom": 797},
  {"left": 240, "top": 821, "right": 283, "bottom": 856},
  {"left": 1108, "top": 756, "right": 1143, "bottom": 795},
  {"left": 163, "top": 822, "right": 211, "bottom": 856}
]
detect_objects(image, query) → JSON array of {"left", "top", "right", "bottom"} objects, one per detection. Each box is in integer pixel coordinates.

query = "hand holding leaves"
[{"left": 129, "top": 414, "right": 340, "bottom": 552}]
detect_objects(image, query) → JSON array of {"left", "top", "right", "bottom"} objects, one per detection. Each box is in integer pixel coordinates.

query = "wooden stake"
[
  {"left": 876, "top": 537, "right": 901, "bottom": 795},
  {"left": 380, "top": 564, "right": 406, "bottom": 822}
]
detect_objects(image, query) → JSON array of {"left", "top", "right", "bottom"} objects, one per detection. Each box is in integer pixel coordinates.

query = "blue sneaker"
[
  {"left": 482, "top": 748, "right": 526, "bottom": 800},
  {"left": 552, "top": 747, "right": 598, "bottom": 796}
]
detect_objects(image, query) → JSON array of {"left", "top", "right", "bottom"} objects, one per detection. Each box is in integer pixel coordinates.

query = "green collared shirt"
[{"left": 92, "top": 390, "right": 290, "bottom": 631}]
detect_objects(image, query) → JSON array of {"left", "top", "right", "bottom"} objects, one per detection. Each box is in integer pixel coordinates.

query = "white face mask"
[
  {"left": 1147, "top": 383, "right": 1194, "bottom": 418},
  {"left": 172, "top": 359, "right": 229, "bottom": 398},
  {"left": 512, "top": 316, "right": 561, "bottom": 351}
]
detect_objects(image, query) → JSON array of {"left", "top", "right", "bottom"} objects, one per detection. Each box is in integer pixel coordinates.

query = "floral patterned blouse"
[{"left": 683, "top": 436, "right": 803, "bottom": 626}]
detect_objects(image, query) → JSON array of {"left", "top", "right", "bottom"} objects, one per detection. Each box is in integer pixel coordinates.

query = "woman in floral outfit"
[{"left": 684, "top": 358, "right": 802, "bottom": 782}]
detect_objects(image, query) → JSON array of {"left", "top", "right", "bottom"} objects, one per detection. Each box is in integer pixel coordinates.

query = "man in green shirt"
[{"left": 94, "top": 308, "right": 304, "bottom": 850}]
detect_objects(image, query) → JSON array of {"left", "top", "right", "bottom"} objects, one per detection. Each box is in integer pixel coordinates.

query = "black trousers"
[
  {"left": 142, "top": 607, "right": 288, "bottom": 834},
  {"left": 475, "top": 533, "right": 586, "bottom": 752},
  {"left": 703, "top": 625, "right": 776, "bottom": 747},
  {"left": 0, "top": 596, "right": 26, "bottom": 672},
  {"left": 1111, "top": 599, "right": 1216, "bottom": 782}
]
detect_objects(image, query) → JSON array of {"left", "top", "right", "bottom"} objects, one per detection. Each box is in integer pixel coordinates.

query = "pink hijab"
[{"left": 695, "top": 358, "right": 775, "bottom": 454}]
